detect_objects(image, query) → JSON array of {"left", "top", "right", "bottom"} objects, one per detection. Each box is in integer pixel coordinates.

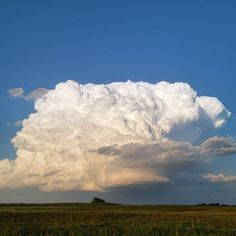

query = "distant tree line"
[{"left": 198, "top": 202, "right": 228, "bottom": 206}]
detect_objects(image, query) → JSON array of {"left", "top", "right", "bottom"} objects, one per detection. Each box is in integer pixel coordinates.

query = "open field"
[{"left": 0, "top": 203, "right": 236, "bottom": 235}]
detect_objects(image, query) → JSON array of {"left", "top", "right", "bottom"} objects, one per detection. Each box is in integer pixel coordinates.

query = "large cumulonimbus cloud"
[{"left": 1, "top": 80, "right": 235, "bottom": 192}]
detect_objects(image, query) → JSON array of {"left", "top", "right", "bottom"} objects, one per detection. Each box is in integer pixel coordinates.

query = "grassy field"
[{"left": 0, "top": 203, "right": 236, "bottom": 235}]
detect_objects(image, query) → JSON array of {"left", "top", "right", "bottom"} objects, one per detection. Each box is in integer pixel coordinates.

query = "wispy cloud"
[
  {"left": 7, "top": 87, "right": 49, "bottom": 101},
  {"left": 200, "top": 136, "right": 236, "bottom": 156},
  {"left": 14, "top": 120, "right": 23, "bottom": 127},
  {"left": 7, "top": 88, "right": 24, "bottom": 98},
  {"left": 204, "top": 173, "right": 236, "bottom": 182},
  {"left": 24, "top": 88, "right": 49, "bottom": 101}
]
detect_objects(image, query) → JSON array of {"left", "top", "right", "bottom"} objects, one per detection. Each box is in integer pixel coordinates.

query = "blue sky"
[{"left": 0, "top": 0, "right": 236, "bottom": 203}]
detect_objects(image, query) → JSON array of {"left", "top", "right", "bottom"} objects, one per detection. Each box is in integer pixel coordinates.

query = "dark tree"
[{"left": 91, "top": 197, "right": 106, "bottom": 203}]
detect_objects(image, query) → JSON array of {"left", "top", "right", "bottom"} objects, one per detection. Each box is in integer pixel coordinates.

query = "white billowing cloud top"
[{"left": 0, "top": 80, "right": 235, "bottom": 191}]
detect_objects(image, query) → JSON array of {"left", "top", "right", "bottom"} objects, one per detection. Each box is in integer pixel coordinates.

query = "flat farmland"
[{"left": 0, "top": 203, "right": 236, "bottom": 235}]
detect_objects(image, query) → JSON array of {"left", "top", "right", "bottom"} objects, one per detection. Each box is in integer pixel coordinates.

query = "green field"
[{"left": 0, "top": 203, "right": 236, "bottom": 235}]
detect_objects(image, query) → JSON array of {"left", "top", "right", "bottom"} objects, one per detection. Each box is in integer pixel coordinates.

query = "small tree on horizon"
[{"left": 91, "top": 197, "right": 106, "bottom": 203}]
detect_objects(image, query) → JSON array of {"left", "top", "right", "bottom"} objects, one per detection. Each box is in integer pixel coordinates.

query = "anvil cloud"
[{"left": 1, "top": 80, "right": 235, "bottom": 192}]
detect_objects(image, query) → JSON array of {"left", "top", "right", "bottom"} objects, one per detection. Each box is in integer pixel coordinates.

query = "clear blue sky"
[{"left": 0, "top": 0, "right": 235, "bottom": 203}]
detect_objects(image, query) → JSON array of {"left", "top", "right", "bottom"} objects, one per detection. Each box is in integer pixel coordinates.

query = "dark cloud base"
[{"left": 1, "top": 181, "right": 236, "bottom": 205}]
